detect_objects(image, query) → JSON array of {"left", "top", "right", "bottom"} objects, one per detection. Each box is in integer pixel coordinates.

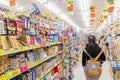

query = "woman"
[{"left": 82, "top": 35, "right": 106, "bottom": 80}]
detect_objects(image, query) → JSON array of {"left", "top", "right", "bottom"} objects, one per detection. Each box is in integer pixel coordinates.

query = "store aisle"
[{"left": 73, "top": 60, "right": 114, "bottom": 80}]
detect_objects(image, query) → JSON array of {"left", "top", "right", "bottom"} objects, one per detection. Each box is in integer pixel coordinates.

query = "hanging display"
[
  {"left": 90, "top": 5, "right": 96, "bottom": 27},
  {"left": 67, "top": 0, "right": 74, "bottom": 14},
  {"left": 107, "top": 0, "right": 114, "bottom": 14},
  {"left": 9, "top": 0, "right": 16, "bottom": 7}
]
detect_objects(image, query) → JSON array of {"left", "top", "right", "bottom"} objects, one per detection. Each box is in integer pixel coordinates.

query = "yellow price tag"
[
  {"left": 18, "top": 47, "right": 22, "bottom": 52},
  {"left": 36, "top": 60, "right": 40, "bottom": 65},
  {"left": 22, "top": 46, "right": 26, "bottom": 50},
  {"left": 12, "top": 69, "right": 20, "bottom": 77},
  {"left": 25, "top": 46, "right": 28, "bottom": 50},
  {"left": 3, "top": 14, "right": 8, "bottom": 18},
  {"left": 37, "top": 45, "right": 40, "bottom": 48},
  {"left": 5, "top": 72, "right": 12, "bottom": 80},
  {"left": 0, "top": 49, "right": 4, "bottom": 56},
  {"left": 46, "top": 43, "right": 49, "bottom": 46},
  {"left": 41, "top": 59, "right": 44, "bottom": 62},
  {"left": 36, "top": 78, "right": 39, "bottom": 80},
  {"left": 29, "top": 45, "right": 32, "bottom": 49},
  {"left": 33, "top": 45, "right": 36, "bottom": 49},
  {"left": 0, "top": 75, "right": 6, "bottom": 80},
  {"left": 10, "top": 48, "right": 14, "bottom": 53},
  {"left": 9, "top": 16, "right": 13, "bottom": 20}
]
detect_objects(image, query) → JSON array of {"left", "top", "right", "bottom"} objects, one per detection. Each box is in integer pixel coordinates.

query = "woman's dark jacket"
[{"left": 82, "top": 43, "right": 106, "bottom": 66}]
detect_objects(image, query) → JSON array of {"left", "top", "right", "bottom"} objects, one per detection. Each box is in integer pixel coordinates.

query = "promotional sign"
[
  {"left": 90, "top": 5, "right": 96, "bottom": 26},
  {"left": 9, "top": 0, "right": 16, "bottom": 7},
  {"left": 107, "top": 0, "right": 114, "bottom": 14},
  {"left": 67, "top": 0, "right": 74, "bottom": 14}
]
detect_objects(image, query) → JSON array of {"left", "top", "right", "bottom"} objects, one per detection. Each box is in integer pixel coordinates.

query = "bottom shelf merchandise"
[
  {"left": 0, "top": 45, "right": 63, "bottom": 80},
  {"left": 11, "top": 56, "right": 63, "bottom": 80},
  {"left": 110, "top": 60, "right": 120, "bottom": 80}
]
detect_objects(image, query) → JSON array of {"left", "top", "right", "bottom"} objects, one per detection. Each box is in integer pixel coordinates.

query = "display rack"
[
  {"left": 0, "top": 44, "right": 63, "bottom": 80},
  {"left": 0, "top": 42, "right": 62, "bottom": 57},
  {"left": 36, "top": 60, "right": 63, "bottom": 80}
]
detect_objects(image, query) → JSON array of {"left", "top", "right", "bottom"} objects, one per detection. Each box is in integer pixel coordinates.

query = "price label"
[
  {"left": 36, "top": 78, "right": 39, "bottom": 80},
  {"left": 36, "top": 60, "right": 40, "bottom": 65},
  {"left": 4, "top": 49, "right": 9, "bottom": 55},
  {"left": 33, "top": 45, "right": 36, "bottom": 49},
  {"left": 18, "top": 47, "right": 22, "bottom": 52},
  {"left": 10, "top": 48, "right": 14, "bottom": 53},
  {"left": 37, "top": 45, "right": 40, "bottom": 48},
  {"left": 0, "top": 49, "right": 4, "bottom": 56},
  {"left": 46, "top": 43, "right": 49, "bottom": 46},
  {"left": 22, "top": 46, "right": 26, "bottom": 51},
  {"left": 36, "top": 45, "right": 38, "bottom": 48},
  {"left": 25, "top": 46, "right": 28, "bottom": 50},
  {"left": 25, "top": 46, "right": 29, "bottom": 50},
  {"left": 0, "top": 75, "right": 6, "bottom": 80},
  {"left": 41, "top": 59, "right": 44, "bottom": 62},
  {"left": 5, "top": 72, "right": 12, "bottom": 80},
  {"left": 12, "top": 69, "right": 20, "bottom": 77},
  {"left": 3, "top": 14, "right": 8, "bottom": 18},
  {"left": 14, "top": 48, "right": 18, "bottom": 53},
  {"left": 29, "top": 45, "right": 32, "bottom": 49}
]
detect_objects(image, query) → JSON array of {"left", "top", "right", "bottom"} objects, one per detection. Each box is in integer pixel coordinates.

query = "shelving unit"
[
  {"left": 0, "top": 42, "right": 62, "bottom": 56},
  {"left": 0, "top": 44, "right": 63, "bottom": 80},
  {"left": 36, "top": 60, "right": 63, "bottom": 80},
  {"left": 50, "top": 67, "right": 63, "bottom": 80}
]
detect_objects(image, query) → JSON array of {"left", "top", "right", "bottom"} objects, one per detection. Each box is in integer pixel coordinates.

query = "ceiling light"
[
  {"left": 44, "top": 2, "right": 61, "bottom": 14},
  {"left": 37, "top": 0, "right": 47, "bottom": 4},
  {"left": 0, "top": 0, "right": 9, "bottom": 7},
  {"left": 58, "top": 13, "right": 68, "bottom": 20}
]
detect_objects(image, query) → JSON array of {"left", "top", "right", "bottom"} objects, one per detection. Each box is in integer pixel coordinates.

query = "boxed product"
[
  {"left": 7, "top": 20, "right": 16, "bottom": 35},
  {"left": 26, "top": 51, "right": 35, "bottom": 63},
  {"left": 10, "top": 58, "right": 21, "bottom": 70},
  {"left": 16, "top": 21, "right": 22, "bottom": 35},
  {"left": 20, "top": 36, "right": 31, "bottom": 45},
  {"left": 0, "top": 36, "right": 9, "bottom": 49},
  {"left": 8, "top": 36, "right": 22, "bottom": 48},
  {"left": 0, "top": 20, "right": 6, "bottom": 35},
  {"left": 0, "top": 56, "right": 9, "bottom": 74},
  {"left": 20, "top": 58, "right": 27, "bottom": 68},
  {"left": 33, "top": 50, "right": 40, "bottom": 61},
  {"left": 30, "top": 37, "right": 35, "bottom": 45}
]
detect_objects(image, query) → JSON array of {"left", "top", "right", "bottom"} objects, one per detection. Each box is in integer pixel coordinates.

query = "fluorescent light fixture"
[
  {"left": 115, "top": 0, "right": 120, "bottom": 8},
  {"left": 37, "top": 0, "right": 47, "bottom": 4},
  {"left": 0, "top": 0, "right": 9, "bottom": 7},
  {"left": 44, "top": 2, "right": 61, "bottom": 14},
  {"left": 58, "top": 13, "right": 68, "bottom": 20},
  {"left": 37, "top": 0, "right": 78, "bottom": 29}
]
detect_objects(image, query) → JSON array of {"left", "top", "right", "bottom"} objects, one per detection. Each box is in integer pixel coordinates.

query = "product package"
[
  {"left": 20, "top": 36, "right": 31, "bottom": 45},
  {"left": 0, "top": 36, "right": 9, "bottom": 49},
  {"left": 7, "top": 20, "right": 16, "bottom": 35},
  {"left": 8, "top": 36, "right": 22, "bottom": 48},
  {"left": 16, "top": 21, "right": 22, "bottom": 35}
]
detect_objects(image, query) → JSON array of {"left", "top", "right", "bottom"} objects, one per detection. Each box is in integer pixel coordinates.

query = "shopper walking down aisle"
[{"left": 82, "top": 35, "right": 106, "bottom": 80}]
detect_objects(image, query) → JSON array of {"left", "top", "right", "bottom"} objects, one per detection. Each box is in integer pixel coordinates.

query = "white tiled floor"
[{"left": 73, "top": 60, "right": 114, "bottom": 80}]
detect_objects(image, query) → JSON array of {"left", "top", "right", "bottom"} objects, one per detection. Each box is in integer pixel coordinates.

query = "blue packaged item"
[{"left": 32, "top": 69, "right": 36, "bottom": 80}]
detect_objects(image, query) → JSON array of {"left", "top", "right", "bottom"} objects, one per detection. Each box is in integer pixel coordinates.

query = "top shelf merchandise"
[{"left": 0, "top": 5, "right": 66, "bottom": 80}]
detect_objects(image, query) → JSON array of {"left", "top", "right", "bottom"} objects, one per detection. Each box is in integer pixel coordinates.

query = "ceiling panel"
[{"left": 12, "top": 0, "right": 108, "bottom": 29}]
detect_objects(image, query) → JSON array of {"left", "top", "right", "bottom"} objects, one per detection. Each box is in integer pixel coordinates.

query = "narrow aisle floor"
[{"left": 73, "top": 60, "right": 114, "bottom": 80}]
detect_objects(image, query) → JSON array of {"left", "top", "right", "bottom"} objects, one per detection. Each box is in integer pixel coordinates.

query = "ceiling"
[
  {"left": 38, "top": 0, "right": 107, "bottom": 29},
  {"left": 0, "top": 0, "right": 117, "bottom": 31},
  {"left": 15, "top": 0, "right": 108, "bottom": 29}
]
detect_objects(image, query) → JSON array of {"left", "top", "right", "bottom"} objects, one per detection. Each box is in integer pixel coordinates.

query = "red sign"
[{"left": 9, "top": 0, "right": 16, "bottom": 7}]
